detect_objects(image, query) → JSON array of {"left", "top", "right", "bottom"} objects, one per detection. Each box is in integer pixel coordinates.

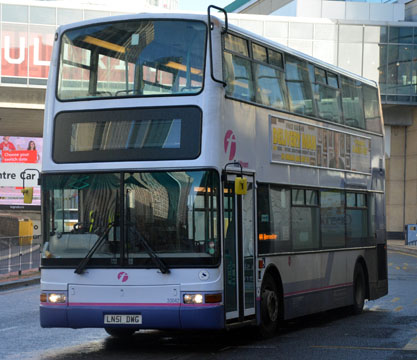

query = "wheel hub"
[{"left": 265, "top": 289, "right": 279, "bottom": 321}]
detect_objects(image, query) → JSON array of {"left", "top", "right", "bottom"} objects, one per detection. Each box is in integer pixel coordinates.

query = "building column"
[
  {"left": 405, "top": 112, "right": 417, "bottom": 228},
  {"left": 386, "top": 125, "right": 405, "bottom": 239}
]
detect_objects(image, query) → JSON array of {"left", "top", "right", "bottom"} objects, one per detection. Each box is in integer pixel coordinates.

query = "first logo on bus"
[{"left": 117, "top": 272, "right": 129, "bottom": 283}]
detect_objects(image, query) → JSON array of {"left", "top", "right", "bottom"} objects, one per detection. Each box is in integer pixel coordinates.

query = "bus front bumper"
[{"left": 40, "top": 303, "right": 225, "bottom": 330}]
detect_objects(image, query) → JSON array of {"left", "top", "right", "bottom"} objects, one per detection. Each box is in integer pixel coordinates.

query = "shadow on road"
[{"left": 39, "top": 307, "right": 368, "bottom": 360}]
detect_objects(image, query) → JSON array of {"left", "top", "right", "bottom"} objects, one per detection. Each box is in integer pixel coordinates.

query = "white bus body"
[{"left": 39, "top": 8, "right": 387, "bottom": 337}]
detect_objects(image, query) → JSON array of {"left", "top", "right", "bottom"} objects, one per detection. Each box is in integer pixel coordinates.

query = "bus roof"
[
  {"left": 55, "top": 10, "right": 378, "bottom": 89},
  {"left": 55, "top": 11, "right": 209, "bottom": 34}
]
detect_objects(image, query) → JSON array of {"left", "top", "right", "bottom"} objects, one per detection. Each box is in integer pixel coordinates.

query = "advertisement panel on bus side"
[{"left": 270, "top": 116, "right": 371, "bottom": 174}]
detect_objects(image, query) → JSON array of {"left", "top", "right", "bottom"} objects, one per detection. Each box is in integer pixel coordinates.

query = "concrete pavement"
[
  {"left": 0, "top": 269, "right": 40, "bottom": 291},
  {"left": 387, "top": 239, "right": 417, "bottom": 256}
]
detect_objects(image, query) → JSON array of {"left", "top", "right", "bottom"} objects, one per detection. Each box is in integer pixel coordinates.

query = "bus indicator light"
[
  {"left": 258, "top": 234, "right": 277, "bottom": 241},
  {"left": 205, "top": 293, "right": 222, "bottom": 303}
]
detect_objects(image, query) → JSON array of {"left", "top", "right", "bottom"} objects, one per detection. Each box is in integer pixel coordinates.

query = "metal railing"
[{"left": 0, "top": 235, "right": 42, "bottom": 276}]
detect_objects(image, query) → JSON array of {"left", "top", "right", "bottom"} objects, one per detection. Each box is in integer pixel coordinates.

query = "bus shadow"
[
  {"left": 103, "top": 327, "right": 259, "bottom": 353},
  {"left": 102, "top": 308, "right": 368, "bottom": 351},
  {"left": 278, "top": 305, "right": 394, "bottom": 338},
  {"left": 41, "top": 308, "right": 394, "bottom": 360}
]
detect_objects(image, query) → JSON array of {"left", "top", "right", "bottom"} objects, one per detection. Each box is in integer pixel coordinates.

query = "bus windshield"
[
  {"left": 42, "top": 170, "right": 220, "bottom": 268},
  {"left": 57, "top": 20, "right": 207, "bottom": 100}
]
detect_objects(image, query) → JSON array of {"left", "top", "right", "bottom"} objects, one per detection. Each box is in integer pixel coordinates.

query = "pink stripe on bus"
[
  {"left": 68, "top": 302, "right": 221, "bottom": 307},
  {"left": 69, "top": 302, "right": 178, "bottom": 307}
]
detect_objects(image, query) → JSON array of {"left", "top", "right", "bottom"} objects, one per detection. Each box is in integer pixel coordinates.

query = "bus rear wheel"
[
  {"left": 105, "top": 328, "right": 137, "bottom": 338},
  {"left": 259, "top": 272, "right": 280, "bottom": 337},
  {"left": 351, "top": 264, "right": 366, "bottom": 314}
]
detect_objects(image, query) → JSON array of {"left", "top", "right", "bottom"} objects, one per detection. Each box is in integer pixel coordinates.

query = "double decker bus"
[{"left": 39, "top": 7, "right": 387, "bottom": 337}]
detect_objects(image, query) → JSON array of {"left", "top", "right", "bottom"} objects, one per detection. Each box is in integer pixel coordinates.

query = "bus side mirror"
[
  {"left": 21, "top": 187, "right": 34, "bottom": 204},
  {"left": 235, "top": 177, "right": 247, "bottom": 195}
]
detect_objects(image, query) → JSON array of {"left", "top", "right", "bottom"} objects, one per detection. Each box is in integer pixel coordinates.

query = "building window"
[{"left": 2, "top": 4, "right": 28, "bottom": 23}]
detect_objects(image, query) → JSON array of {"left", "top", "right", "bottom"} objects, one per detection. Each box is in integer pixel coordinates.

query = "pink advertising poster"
[{"left": 0, "top": 136, "right": 42, "bottom": 209}]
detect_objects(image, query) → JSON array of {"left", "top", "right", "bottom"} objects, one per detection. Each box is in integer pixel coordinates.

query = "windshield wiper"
[
  {"left": 74, "top": 221, "right": 170, "bottom": 275},
  {"left": 128, "top": 225, "right": 170, "bottom": 274},
  {"left": 74, "top": 222, "right": 114, "bottom": 275}
]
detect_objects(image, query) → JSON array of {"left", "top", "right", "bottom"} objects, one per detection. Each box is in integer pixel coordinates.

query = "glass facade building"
[
  {"left": 0, "top": 3, "right": 129, "bottom": 87},
  {"left": 226, "top": 0, "right": 417, "bottom": 238},
  {"left": 0, "top": 0, "right": 179, "bottom": 87},
  {"left": 378, "top": 25, "right": 417, "bottom": 103}
]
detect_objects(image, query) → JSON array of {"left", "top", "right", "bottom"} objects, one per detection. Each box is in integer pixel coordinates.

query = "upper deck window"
[
  {"left": 341, "top": 76, "right": 365, "bottom": 129},
  {"left": 313, "top": 66, "right": 342, "bottom": 123},
  {"left": 363, "top": 84, "right": 382, "bottom": 133},
  {"left": 224, "top": 34, "right": 249, "bottom": 57},
  {"left": 267, "top": 49, "right": 283, "bottom": 69},
  {"left": 57, "top": 20, "right": 207, "bottom": 100},
  {"left": 252, "top": 43, "right": 267, "bottom": 63},
  {"left": 285, "top": 55, "right": 315, "bottom": 117},
  {"left": 221, "top": 32, "right": 382, "bottom": 135}
]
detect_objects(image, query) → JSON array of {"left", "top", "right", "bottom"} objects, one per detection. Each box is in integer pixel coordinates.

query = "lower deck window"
[
  {"left": 346, "top": 192, "right": 370, "bottom": 247},
  {"left": 291, "top": 189, "right": 320, "bottom": 251},
  {"left": 320, "top": 191, "right": 346, "bottom": 249},
  {"left": 257, "top": 186, "right": 291, "bottom": 254},
  {"left": 257, "top": 184, "right": 372, "bottom": 254}
]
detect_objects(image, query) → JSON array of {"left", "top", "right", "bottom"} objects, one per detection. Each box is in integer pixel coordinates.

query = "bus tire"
[
  {"left": 351, "top": 264, "right": 366, "bottom": 315},
  {"left": 105, "top": 327, "right": 137, "bottom": 338},
  {"left": 259, "top": 272, "right": 280, "bottom": 337}
]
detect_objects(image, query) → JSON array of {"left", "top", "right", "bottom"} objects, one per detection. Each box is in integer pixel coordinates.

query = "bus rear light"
[
  {"left": 258, "top": 259, "right": 265, "bottom": 269},
  {"left": 205, "top": 293, "right": 222, "bottom": 303}
]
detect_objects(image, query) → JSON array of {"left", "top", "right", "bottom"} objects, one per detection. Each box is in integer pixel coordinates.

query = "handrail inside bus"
[{"left": 208, "top": 5, "right": 227, "bottom": 87}]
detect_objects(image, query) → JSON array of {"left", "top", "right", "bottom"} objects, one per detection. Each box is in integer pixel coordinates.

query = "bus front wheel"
[
  {"left": 351, "top": 264, "right": 366, "bottom": 314},
  {"left": 105, "top": 327, "right": 137, "bottom": 338},
  {"left": 259, "top": 272, "right": 280, "bottom": 337}
]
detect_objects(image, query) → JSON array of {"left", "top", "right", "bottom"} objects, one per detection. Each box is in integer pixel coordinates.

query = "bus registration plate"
[{"left": 104, "top": 314, "right": 142, "bottom": 324}]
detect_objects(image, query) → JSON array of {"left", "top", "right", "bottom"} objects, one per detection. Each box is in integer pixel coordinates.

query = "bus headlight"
[
  {"left": 47, "top": 293, "right": 67, "bottom": 303},
  {"left": 183, "top": 294, "right": 204, "bottom": 304}
]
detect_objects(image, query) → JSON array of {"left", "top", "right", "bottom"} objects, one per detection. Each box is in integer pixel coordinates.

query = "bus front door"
[{"left": 223, "top": 173, "right": 256, "bottom": 323}]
